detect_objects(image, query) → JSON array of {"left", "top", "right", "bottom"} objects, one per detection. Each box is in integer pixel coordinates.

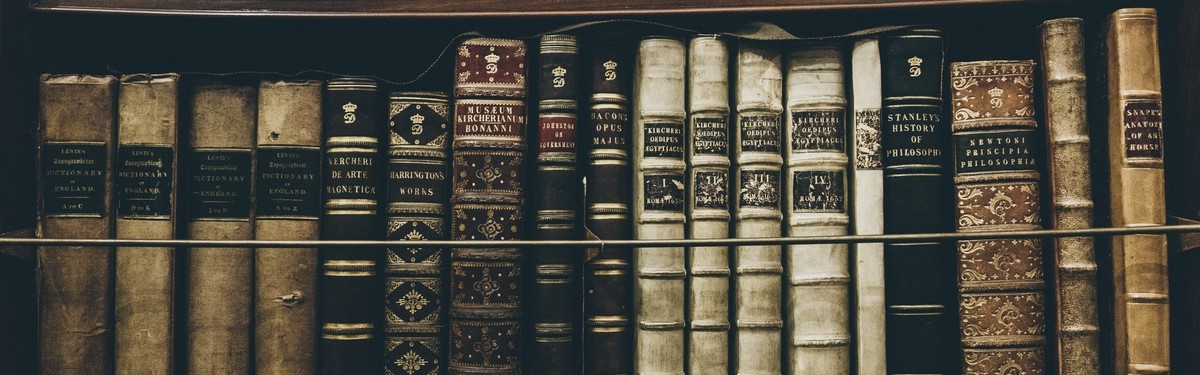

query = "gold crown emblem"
[
  {"left": 988, "top": 87, "right": 1004, "bottom": 97},
  {"left": 484, "top": 53, "right": 501, "bottom": 64},
  {"left": 552, "top": 65, "right": 567, "bottom": 77},
  {"left": 342, "top": 102, "right": 358, "bottom": 112},
  {"left": 907, "top": 56, "right": 923, "bottom": 66},
  {"left": 603, "top": 60, "right": 618, "bottom": 70},
  {"left": 410, "top": 112, "right": 425, "bottom": 124}
]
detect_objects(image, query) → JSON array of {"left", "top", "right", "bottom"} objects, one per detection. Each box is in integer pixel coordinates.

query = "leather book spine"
[
  {"left": 321, "top": 77, "right": 384, "bottom": 375},
  {"left": 633, "top": 36, "right": 687, "bottom": 375},
  {"left": 733, "top": 41, "right": 784, "bottom": 375},
  {"left": 880, "top": 28, "right": 957, "bottom": 374},
  {"left": 384, "top": 91, "right": 450, "bottom": 375},
  {"left": 950, "top": 60, "right": 1046, "bottom": 374},
  {"left": 1039, "top": 17, "right": 1100, "bottom": 375},
  {"left": 37, "top": 74, "right": 117, "bottom": 375},
  {"left": 255, "top": 80, "right": 322, "bottom": 375},
  {"left": 849, "top": 37, "right": 886, "bottom": 375},
  {"left": 185, "top": 81, "right": 255, "bottom": 375},
  {"left": 115, "top": 73, "right": 179, "bottom": 375},
  {"left": 686, "top": 34, "right": 731, "bottom": 375},
  {"left": 584, "top": 38, "right": 635, "bottom": 375},
  {"left": 783, "top": 44, "right": 850, "bottom": 374},
  {"left": 450, "top": 37, "right": 527, "bottom": 375},
  {"left": 1106, "top": 8, "right": 1170, "bottom": 374}
]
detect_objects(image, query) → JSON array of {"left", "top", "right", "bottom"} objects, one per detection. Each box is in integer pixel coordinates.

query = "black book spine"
[
  {"left": 321, "top": 77, "right": 384, "bottom": 375},
  {"left": 532, "top": 34, "right": 582, "bottom": 374},
  {"left": 880, "top": 28, "right": 958, "bottom": 374}
]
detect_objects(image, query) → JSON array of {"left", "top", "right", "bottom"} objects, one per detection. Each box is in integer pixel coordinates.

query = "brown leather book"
[
  {"left": 254, "top": 80, "right": 322, "bottom": 375},
  {"left": 1039, "top": 18, "right": 1100, "bottom": 375},
  {"left": 185, "top": 81, "right": 255, "bottom": 375},
  {"left": 37, "top": 74, "right": 117, "bottom": 375},
  {"left": 115, "top": 73, "right": 179, "bottom": 375},
  {"left": 948, "top": 60, "right": 1045, "bottom": 374},
  {"left": 1106, "top": 8, "right": 1170, "bottom": 375}
]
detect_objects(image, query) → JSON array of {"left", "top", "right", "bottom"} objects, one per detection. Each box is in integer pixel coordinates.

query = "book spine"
[
  {"left": 849, "top": 38, "right": 886, "bottom": 375},
  {"left": 450, "top": 37, "right": 527, "bottom": 375},
  {"left": 37, "top": 74, "right": 117, "bottom": 375},
  {"left": 1107, "top": 8, "right": 1170, "bottom": 374},
  {"left": 783, "top": 44, "right": 850, "bottom": 374},
  {"left": 1039, "top": 17, "right": 1100, "bottom": 375},
  {"left": 186, "top": 81, "right": 256, "bottom": 375},
  {"left": 320, "top": 77, "right": 384, "bottom": 375},
  {"left": 532, "top": 34, "right": 582, "bottom": 374},
  {"left": 384, "top": 91, "right": 450, "bottom": 375},
  {"left": 584, "top": 38, "right": 635, "bottom": 375},
  {"left": 950, "top": 60, "right": 1046, "bottom": 374},
  {"left": 254, "top": 80, "right": 323, "bottom": 375},
  {"left": 633, "top": 36, "right": 687, "bottom": 374},
  {"left": 114, "top": 73, "right": 178, "bottom": 375},
  {"left": 880, "top": 28, "right": 957, "bottom": 374},
  {"left": 733, "top": 41, "right": 784, "bottom": 375},
  {"left": 686, "top": 34, "right": 731, "bottom": 375}
]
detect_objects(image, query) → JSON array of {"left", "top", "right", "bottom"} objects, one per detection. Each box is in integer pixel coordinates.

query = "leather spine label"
[
  {"left": 954, "top": 130, "right": 1038, "bottom": 174},
  {"left": 591, "top": 106, "right": 629, "bottom": 148},
  {"left": 791, "top": 170, "right": 845, "bottom": 212},
  {"left": 738, "top": 170, "right": 780, "bottom": 208},
  {"left": 883, "top": 108, "right": 945, "bottom": 164},
  {"left": 116, "top": 145, "right": 172, "bottom": 218},
  {"left": 454, "top": 101, "right": 527, "bottom": 139},
  {"left": 854, "top": 109, "right": 883, "bottom": 169},
  {"left": 643, "top": 121, "right": 684, "bottom": 158},
  {"left": 326, "top": 151, "right": 378, "bottom": 200},
  {"left": 791, "top": 109, "right": 846, "bottom": 151},
  {"left": 1122, "top": 99, "right": 1163, "bottom": 159},
  {"left": 692, "top": 115, "right": 729, "bottom": 155},
  {"left": 389, "top": 162, "right": 448, "bottom": 205},
  {"left": 739, "top": 115, "right": 781, "bottom": 153},
  {"left": 643, "top": 174, "right": 684, "bottom": 212},
  {"left": 539, "top": 114, "right": 577, "bottom": 153},
  {"left": 256, "top": 146, "right": 321, "bottom": 218},
  {"left": 42, "top": 142, "right": 107, "bottom": 217},
  {"left": 694, "top": 171, "right": 729, "bottom": 209},
  {"left": 188, "top": 150, "right": 251, "bottom": 219}
]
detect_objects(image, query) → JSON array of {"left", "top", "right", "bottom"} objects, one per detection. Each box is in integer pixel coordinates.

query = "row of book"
[{"left": 34, "top": 8, "right": 1166, "bottom": 375}]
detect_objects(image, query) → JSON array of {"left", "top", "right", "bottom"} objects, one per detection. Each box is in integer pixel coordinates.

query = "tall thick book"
[
  {"left": 1039, "top": 18, "right": 1100, "bottom": 375},
  {"left": 321, "top": 77, "right": 384, "bottom": 375},
  {"left": 37, "top": 74, "right": 116, "bottom": 375},
  {"left": 880, "top": 28, "right": 957, "bottom": 374},
  {"left": 255, "top": 80, "right": 322, "bottom": 375},
  {"left": 384, "top": 91, "right": 450, "bottom": 375},
  {"left": 532, "top": 34, "right": 582, "bottom": 374},
  {"left": 686, "top": 34, "right": 731, "bottom": 375},
  {"left": 1106, "top": 8, "right": 1170, "bottom": 374},
  {"left": 186, "top": 81, "right": 255, "bottom": 375},
  {"left": 949, "top": 60, "right": 1046, "bottom": 374},
  {"left": 783, "top": 44, "right": 850, "bottom": 373},
  {"left": 733, "top": 41, "right": 783, "bottom": 374},
  {"left": 584, "top": 38, "right": 635, "bottom": 375},
  {"left": 633, "top": 36, "right": 687, "bottom": 374},
  {"left": 450, "top": 37, "right": 527, "bottom": 374},
  {"left": 115, "top": 73, "right": 179, "bottom": 375},
  {"left": 850, "top": 37, "right": 886, "bottom": 375}
]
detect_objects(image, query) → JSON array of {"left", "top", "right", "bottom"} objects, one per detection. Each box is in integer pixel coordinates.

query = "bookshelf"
[{"left": 1, "top": 0, "right": 1198, "bottom": 374}]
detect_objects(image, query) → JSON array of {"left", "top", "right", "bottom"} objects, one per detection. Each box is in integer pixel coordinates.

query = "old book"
[
  {"left": 384, "top": 91, "right": 450, "bottom": 375},
  {"left": 686, "top": 34, "right": 731, "bottom": 375},
  {"left": 633, "top": 35, "right": 687, "bottom": 374},
  {"left": 783, "top": 44, "right": 850, "bottom": 373},
  {"left": 450, "top": 37, "right": 527, "bottom": 375},
  {"left": 254, "top": 80, "right": 322, "bottom": 375},
  {"left": 880, "top": 28, "right": 957, "bottom": 374},
  {"left": 115, "top": 73, "right": 179, "bottom": 375},
  {"left": 321, "top": 77, "right": 385, "bottom": 375},
  {"left": 584, "top": 38, "right": 635, "bottom": 375},
  {"left": 1039, "top": 17, "right": 1100, "bottom": 375},
  {"left": 950, "top": 60, "right": 1046, "bottom": 374},
  {"left": 1106, "top": 8, "right": 1170, "bottom": 374},
  {"left": 37, "top": 74, "right": 116, "bottom": 375},
  {"left": 733, "top": 41, "right": 783, "bottom": 374},
  {"left": 849, "top": 37, "right": 886, "bottom": 375},
  {"left": 186, "top": 81, "right": 255, "bottom": 375}
]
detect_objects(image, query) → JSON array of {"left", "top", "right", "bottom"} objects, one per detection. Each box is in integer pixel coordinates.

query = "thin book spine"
[
  {"left": 115, "top": 73, "right": 178, "bottom": 375},
  {"left": 783, "top": 44, "right": 850, "bottom": 374},
  {"left": 849, "top": 37, "right": 886, "bottom": 375},
  {"left": 733, "top": 41, "right": 784, "bottom": 375},
  {"left": 254, "top": 79, "right": 322, "bottom": 375}
]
